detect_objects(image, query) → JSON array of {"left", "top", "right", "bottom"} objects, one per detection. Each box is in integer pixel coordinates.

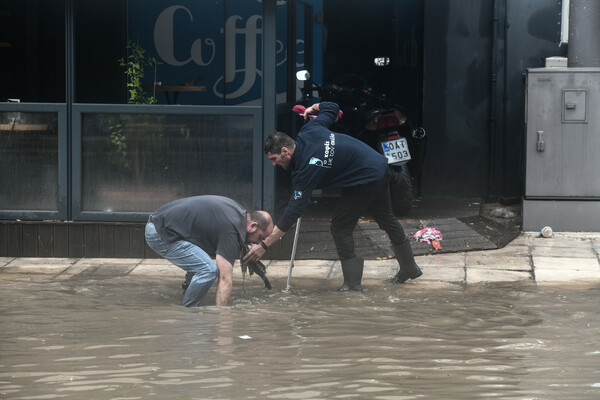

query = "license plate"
[{"left": 381, "top": 137, "right": 411, "bottom": 164}]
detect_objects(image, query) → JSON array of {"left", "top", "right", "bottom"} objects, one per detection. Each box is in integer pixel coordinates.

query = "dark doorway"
[{"left": 322, "top": 0, "right": 423, "bottom": 124}]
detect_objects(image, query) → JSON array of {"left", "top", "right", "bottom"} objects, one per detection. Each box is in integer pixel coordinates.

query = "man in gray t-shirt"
[{"left": 145, "top": 195, "right": 273, "bottom": 306}]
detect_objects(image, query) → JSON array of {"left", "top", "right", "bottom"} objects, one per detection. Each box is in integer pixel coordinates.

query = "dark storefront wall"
[
  {"left": 422, "top": 1, "right": 493, "bottom": 198},
  {"left": 421, "top": 0, "right": 567, "bottom": 199}
]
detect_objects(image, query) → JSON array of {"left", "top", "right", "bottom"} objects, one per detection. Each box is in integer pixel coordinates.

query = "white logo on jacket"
[
  {"left": 308, "top": 133, "right": 337, "bottom": 169},
  {"left": 309, "top": 157, "right": 324, "bottom": 167}
]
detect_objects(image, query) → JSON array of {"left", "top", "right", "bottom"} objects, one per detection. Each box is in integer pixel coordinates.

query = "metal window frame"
[
  {"left": 71, "top": 103, "right": 263, "bottom": 222},
  {"left": 0, "top": 102, "right": 68, "bottom": 221}
]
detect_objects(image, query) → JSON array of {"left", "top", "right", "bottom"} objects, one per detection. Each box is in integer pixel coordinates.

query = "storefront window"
[
  {"left": 81, "top": 112, "right": 254, "bottom": 212},
  {"left": 0, "top": 112, "right": 59, "bottom": 210}
]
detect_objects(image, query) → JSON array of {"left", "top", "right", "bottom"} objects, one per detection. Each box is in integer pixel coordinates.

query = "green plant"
[
  {"left": 119, "top": 39, "right": 160, "bottom": 104},
  {"left": 106, "top": 40, "right": 164, "bottom": 181},
  {"left": 107, "top": 41, "right": 190, "bottom": 184},
  {"left": 107, "top": 121, "right": 130, "bottom": 170}
]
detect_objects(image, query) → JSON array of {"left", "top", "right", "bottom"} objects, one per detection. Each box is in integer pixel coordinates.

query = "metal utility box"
[{"left": 523, "top": 68, "right": 600, "bottom": 232}]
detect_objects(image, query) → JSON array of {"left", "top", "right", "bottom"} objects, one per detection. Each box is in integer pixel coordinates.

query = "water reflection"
[{"left": 1, "top": 276, "right": 599, "bottom": 399}]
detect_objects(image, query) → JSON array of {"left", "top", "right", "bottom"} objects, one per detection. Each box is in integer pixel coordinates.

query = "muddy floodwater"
[{"left": 1, "top": 274, "right": 599, "bottom": 399}]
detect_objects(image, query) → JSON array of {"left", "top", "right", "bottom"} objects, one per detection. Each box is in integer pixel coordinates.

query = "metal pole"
[{"left": 285, "top": 217, "right": 302, "bottom": 291}]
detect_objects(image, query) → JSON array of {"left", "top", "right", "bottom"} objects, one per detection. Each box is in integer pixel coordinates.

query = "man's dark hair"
[
  {"left": 264, "top": 131, "right": 295, "bottom": 154},
  {"left": 250, "top": 210, "right": 271, "bottom": 232}
]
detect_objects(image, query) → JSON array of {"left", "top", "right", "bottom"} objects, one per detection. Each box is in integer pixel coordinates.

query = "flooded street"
[{"left": 1, "top": 275, "right": 600, "bottom": 399}]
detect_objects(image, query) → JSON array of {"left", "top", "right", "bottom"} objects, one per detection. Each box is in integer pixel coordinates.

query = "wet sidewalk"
[{"left": 1, "top": 232, "right": 599, "bottom": 286}]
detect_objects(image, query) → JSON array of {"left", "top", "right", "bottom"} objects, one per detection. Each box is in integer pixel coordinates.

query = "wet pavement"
[{"left": 2, "top": 232, "right": 599, "bottom": 286}]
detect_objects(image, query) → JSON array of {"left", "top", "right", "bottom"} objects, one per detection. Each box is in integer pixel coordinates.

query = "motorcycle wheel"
[{"left": 388, "top": 164, "right": 413, "bottom": 217}]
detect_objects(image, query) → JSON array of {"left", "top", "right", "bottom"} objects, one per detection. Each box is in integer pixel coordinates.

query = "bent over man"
[
  {"left": 145, "top": 195, "right": 273, "bottom": 306},
  {"left": 244, "top": 101, "right": 422, "bottom": 292}
]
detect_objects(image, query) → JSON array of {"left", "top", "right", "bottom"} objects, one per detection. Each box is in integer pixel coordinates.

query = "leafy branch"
[{"left": 119, "top": 40, "right": 160, "bottom": 104}]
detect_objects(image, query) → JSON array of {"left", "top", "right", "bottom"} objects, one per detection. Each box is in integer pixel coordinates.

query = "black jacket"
[{"left": 277, "top": 102, "right": 387, "bottom": 232}]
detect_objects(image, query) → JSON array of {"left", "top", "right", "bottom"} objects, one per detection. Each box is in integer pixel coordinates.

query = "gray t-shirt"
[{"left": 151, "top": 195, "right": 247, "bottom": 265}]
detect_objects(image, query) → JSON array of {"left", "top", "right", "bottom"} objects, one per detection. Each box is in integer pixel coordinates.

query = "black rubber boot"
[
  {"left": 392, "top": 242, "right": 423, "bottom": 283},
  {"left": 338, "top": 258, "right": 364, "bottom": 292}
]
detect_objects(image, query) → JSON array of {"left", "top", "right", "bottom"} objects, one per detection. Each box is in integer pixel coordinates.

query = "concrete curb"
[{"left": 1, "top": 233, "right": 600, "bottom": 286}]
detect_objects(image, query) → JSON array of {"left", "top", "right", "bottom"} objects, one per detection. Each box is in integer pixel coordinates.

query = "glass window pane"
[
  {"left": 0, "top": 1, "right": 65, "bottom": 103},
  {"left": 0, "top": 112, "right": 59, "bottom": 210},
  {"left": 74, "top": 0, "right": 127, "bottom": 104},
  {"left": 81, "top": 112, "right": 254, "bottom": 212}
]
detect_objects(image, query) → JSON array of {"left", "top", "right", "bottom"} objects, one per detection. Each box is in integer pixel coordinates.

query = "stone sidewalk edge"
[{"left": 1, "top": 233, "right": 600, "bottom": 285}]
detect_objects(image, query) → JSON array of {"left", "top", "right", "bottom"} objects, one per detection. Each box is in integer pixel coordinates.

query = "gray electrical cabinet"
[{"left": 523, "top": 68, "right": 600, "bottom": 232}]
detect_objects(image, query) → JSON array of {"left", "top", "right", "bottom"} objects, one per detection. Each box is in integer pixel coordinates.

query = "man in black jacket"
[{"left": 244, "top": 101, "right": 422, "bottom": 291}]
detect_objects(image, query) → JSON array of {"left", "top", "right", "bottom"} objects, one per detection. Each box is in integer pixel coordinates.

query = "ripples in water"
[{"left": 1, "top": 275, "right": 599, "bottom": 399}]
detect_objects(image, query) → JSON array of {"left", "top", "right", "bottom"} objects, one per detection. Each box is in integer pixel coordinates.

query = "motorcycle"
[{"left": 295, "top": 70, "right": 427, "bottom": 216}]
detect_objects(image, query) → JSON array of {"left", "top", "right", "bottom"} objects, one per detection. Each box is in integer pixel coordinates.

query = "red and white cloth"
[
  {"left": 413, "top": 227, "right": 443, "bottom": 250},
  {"left": 292, "top": 104, "right": 343, "bottom": 122}
]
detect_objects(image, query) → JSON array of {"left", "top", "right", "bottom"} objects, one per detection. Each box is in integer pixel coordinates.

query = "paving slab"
[
  {"left": 532, "top": 256, "right": 600, "bottom": 271},
  {"left": 5, "top": 257, "right": 79, "bottom": 266},
  {"left": 466, "top": 253, "right": 532, "bottom": 271},
  {"left": 129, "top": 263, "right": 183, "bottom": 277},
  {"left": 0, "top": 257, "right": 15, "bottom": 268},
  {"left": 94, "top": 264, "right": 139, "bottom": 276},
  {"left": 363, "top": 264, "right": 397, "bottom": 280},
  {"left": 467, "top": 269, "right": 533, "bottom": 284},
  {"left": 471, "top": 244, "right": 531, "bottom": 257},
  {"left": 138, "top": 258, "right": 172, "bottom": 266},
  {"left": 62, "top": 258, "right": 141, "bottom": 276},
  {"left": 535, "top": 268, "right": 600, "bottom": 283},
  {"left": 1, "top": 258, "right": 76, "bottom": 275},
  {"left": 401, "top": 281, "right": 464, "bottom": 290},
  {"left": 0, "top": 273, "right": 53, "bottom": 281},
  {"left": 531, "top": 245, "right": 597, "bottom": 258},
  {"left": 506, "top": 234, "right": 533, "bottom": 246},
  {"left": 416, "top": 253, "right": 466, "bottom": 268},
  {"left": 364, "top": 259, "right": 399, "bottom": 269},
  {"left": 266, "top": 260, "right": 334, "bottom": 279},
  {"left": 419, "top": 265, "right": 465, "bottom": 282},
  {"left": 530, "top": 235, "right": 594, "bottom": 248}
]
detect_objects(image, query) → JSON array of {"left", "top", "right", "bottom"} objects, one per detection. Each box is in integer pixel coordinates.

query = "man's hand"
[
  {"left": 303, "top": 103, "right": 320, "bottom": 120},
  {"left": 243, "top": 243, "right": 265, "bottom": 263},
  {"left": 243, "top": 225, "right": 287, "bottom": 264},
  {"left": 240, "top": 245, "right": 271, "bottom": 289}
]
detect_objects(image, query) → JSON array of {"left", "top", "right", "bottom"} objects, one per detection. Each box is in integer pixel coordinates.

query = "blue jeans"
[{"left": 145, "top": 221, "right": 219, "bottom": 307}]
